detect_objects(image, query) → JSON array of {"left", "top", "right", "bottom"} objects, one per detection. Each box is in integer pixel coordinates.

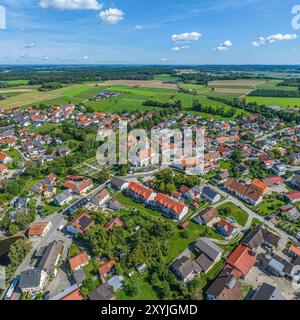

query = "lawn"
[
  {"left": 256, "top": 197, "right": 285, "bottom": 216},
  {"left": 5, "top": 80, "right": 30, "bottom": 85},
  {"left": 117, "top": 273, "right": 159, "bottom": 300},
  {"left": 216, "top": 202, "right": 249, "bottom": 227}
]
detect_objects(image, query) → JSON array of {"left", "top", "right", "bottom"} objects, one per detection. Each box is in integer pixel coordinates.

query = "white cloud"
[
  {"left": 24, "top": 43, "right": 36, "bottom": 49},
  {"left": 134, "top": 25, "right": 143, "bottom": 30},
  {"left": 171, "top": 45, "right": 190, "bottom": 51},
  {"left": 214, "top": 40, "right": 232, "bottom": 51},
  {"left": 99, "top": 8, "right": 124, "bottom": 25},
  {"left": 82, "top": 56, "right": 89, "bottom": 60},
  {"left": 39, "top": 0, "right": 103, "bottom": 10},
  {"left": 161, "top": 57, "right": 168, "bottom": 62},
  {"left": 171, "top": 32, "right": 202, "bottom": 43},
  {"left": 252, "top": 33, "right": 298, "bottom": 47}
]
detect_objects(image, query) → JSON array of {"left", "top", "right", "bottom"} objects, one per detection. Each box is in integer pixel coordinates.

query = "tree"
[
  {"left": 9, "top": 224, "right": 19, "bottom": 235},
  {"left": 124, "top": 280, "right": 138, "bottom": 297}
]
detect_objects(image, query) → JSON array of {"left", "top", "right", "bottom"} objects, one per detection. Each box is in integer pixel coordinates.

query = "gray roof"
[
  {"left": 89, "top": 283, "right": 115, "bottom": 300},
  {"left": 19, "top": 269, "right": 43, "bottom": 289},
  {"left": 110, "top": 177, "right": 127, "bottom": 188},
  {"left": 54, "top": 190, "right": 72, "bottom": 204},
  {"left": 108, "top": 275, "right": 124, "bottom": 292},
  {"left": 38, "top": 241, "right": 64, "bottom": 275},
  {"left": 252, "top": 283, "right": 286, "bottom": 300},
  {"left": 195, "top": 253, "right": 214, "bottom": 272},
  {"left": 73, "top": 268, "right": 86, "bottom": 285},
  {"left": 171, "top": 256, "right": 201, "bottom": 279},
  {"left": 194, "top": 237, "right": 223, "bottom": 261}
]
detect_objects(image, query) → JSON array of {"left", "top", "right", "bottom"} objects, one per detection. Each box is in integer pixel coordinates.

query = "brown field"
[
  {"left": 0, "top": 89, "right": 35, "bottom": 93},
  {"left": 0, "top": 91, "right": 61, "bottom": 109},
  {"left": 208, "top": 80, "right": 265, "bottom": 86},
  {"left": 213, "top": 88, "right": 253, "bottom": 94},
  {"left": 101, "top": 80, "right": 178, "bottom": 89}
]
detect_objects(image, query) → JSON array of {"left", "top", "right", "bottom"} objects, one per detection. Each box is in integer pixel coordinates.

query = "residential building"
[
  {"left": 193, "top": 207, "right": 220, "bottom": 227},
  {"left": 205, "top": 267, "right": 242, "bottom": 300},
  {"left": 66, "top": 213, "right": 95, "bottom": 235},
  {"left": 19, "top": 269, "right": 47, "bottom": 294},
  {"left": 110, "top": 177, "right": 129, "bottom": 190},
  {"left": 105, "top": 217, "right": 124, "bottom": 232},
  {"left": 216, "top": 219, "right": 238, "bottom": 239},
  {"left": 98, "top": 260, "right": 116, "bottom": 282},
  {"left": 89, "top": 283, "right": 115, "bottom": 300},
  {"left": 54, "top": 190, "right": 73, "bottom": 206},
  {"left": 170, "top": 256, "right": 202, "bottom": 283},
  {"left": 0, "top": 151, "right": 12, "bottom": 164},
  {"left": 201, "top": 186, "right": 221, "bottom": 204},
  {"left": 151, "top": 193, "right": 188, "bottom": 221},
  {"left": 284, "top": 191, "right": 300, "bottom": 204},
  {"left": 28, "top": 221, "right": 52, "bottom": 238},
  {"left": 126, "top": 181, "right": 156, "bottom": 204},
  {"left": 107, "top": 198, "right": 122, "bottom": 211},
  {"left": 38, "top": 241, "right": 64, "bottom": 278},
  {"left": 69, "top": 252, "right": 90, "bottom": 273},
  {"left": 226, "top": 244, "right": 256, "bottom": 278},
  {"left": 252, "top": 283, "right": 286, "bottom": 300},
  {"left": 281, "top": 204, "right": 300, "bottom": 221},
  {"left": 92, "top": 188, "right": 110, "bottom": 206}
]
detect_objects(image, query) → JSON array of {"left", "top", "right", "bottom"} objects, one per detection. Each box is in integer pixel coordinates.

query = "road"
[{"left": 254, "top": 125, "right": 300, "bottom": 143}]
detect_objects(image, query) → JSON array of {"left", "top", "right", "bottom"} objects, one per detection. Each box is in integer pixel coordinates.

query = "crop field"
[
  {"left": 208, "top": 80, "right": 266, "bottom": 88},
  {"left": 99, "top": 80, "right": 178, "bottom": 89},
  {"left": 5, "top": 80, "right": 30, "bottom": 85},
  {"left": 246, "top": 96, "right": 300, "bottom": 108}
]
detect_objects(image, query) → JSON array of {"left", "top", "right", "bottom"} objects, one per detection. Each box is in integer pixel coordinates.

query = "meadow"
[{"left": 246, "top": 96, "right": 300, "bottom": 108}]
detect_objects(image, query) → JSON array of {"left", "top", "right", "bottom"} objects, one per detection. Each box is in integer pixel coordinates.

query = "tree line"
[
  {"left": 248, "top": 89, "right": 300, "bottom": 98},
  {"left": 192, "top": 100, "right": 236, "bottom": 118}
]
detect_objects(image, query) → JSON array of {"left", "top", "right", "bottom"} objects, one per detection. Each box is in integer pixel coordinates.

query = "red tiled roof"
[
  {"left": 251, "top": 179, "right": 269, "bottom": 191},
  {"left": 264, "top": 176, "right": 285, "bottom": 185},
  {"left": 226, "top": 244, "right": 256, "bottom": 277},
  {"left": 28, "top": 222, "right": 50, "bottom": 237},
  {"left": 0, "top": 164, "right": 8, "bottom": 173},
  {"left": 69, "top": 252, "right": 89, "bottom": 272},
  {"left": 289, "top": 245, "right": 300, "bottom": 257},
  {"left": 0, "top": 152, "right": 9, "bottom": 161},
  {"left": 217, "top": 219, "right": 236, "bottom": 236},
  {"left": 105, "top": 218, "right": 124, "bottom": 232},
  {"left": 61, "top": 288, "right": 83, "bottom": 301},
  {"left": 98, "top": 260, "right": 116, "bottom": 277},
  {"left": 127, "top": 182, "right": 153, "bottom": 201},
  {"left": 285, "top": 191, "right": 300, "bottom": 201},
  {"left": 153, "top": 193, "right": 187, "bottom": 216}
]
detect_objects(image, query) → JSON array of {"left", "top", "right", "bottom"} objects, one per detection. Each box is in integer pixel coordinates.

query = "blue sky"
[{"left": 0, "top": 0, "right": 300, "bottom": 64}]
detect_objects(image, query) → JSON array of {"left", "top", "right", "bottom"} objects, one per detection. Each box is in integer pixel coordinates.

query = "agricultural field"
[{"left": 246, "top": 96, "right": 300, "bottom": 108}]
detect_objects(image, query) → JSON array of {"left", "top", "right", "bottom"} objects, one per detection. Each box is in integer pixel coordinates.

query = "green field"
[
  {"left": 216, "top": 202, "right": 249, "bottom": 227},
  {"left": 5, "top": 80, "right": 30, "bottom": 85},
  {"left": 246, "top": 96, "right": 300, "bottom": 108}
]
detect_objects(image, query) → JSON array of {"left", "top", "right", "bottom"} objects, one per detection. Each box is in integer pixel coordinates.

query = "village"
[{"left": 0, "top": 101, "right": 300, "bottom": 301}]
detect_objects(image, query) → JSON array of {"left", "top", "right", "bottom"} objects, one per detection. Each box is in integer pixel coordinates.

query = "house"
[
  {"left": 19, "top": 269, "right": 48, "bottom": 294},
  {"left": 288, "top": 244, "right": 300, "bottom": 258},
  {"left": 63, "top": 178, "right": 93, "bottom": 195},
  {"left": 289, "top": 153, "right": 300, "bottom": 165},
  {"left": 224, "top": 179, "right": 263, "bottom": 206},
  {"left": 215, "top": 170, "right": 230, "bottom": 183},
  {"left": 61, "top": 288, "right": 83, "bottom": 301},
  {"left": 126, "top": 181, "right": 156, "bottom": 204},
  {"left": 92, "top": 188, "right": 110, "bottom": 206},
  {"left": 54, "top": 190, "right": 73, "bottom": 206},
  {"left": 105, "top": 218, "right": 124, "bottom": 232},
  {"left": 69, "top": 252, "right": 90, "bottom": 273},
  {"left": 251, "top": 179, "right": 270, "bottom": 194},
  {"left": 151, "top": 193, "right": 188, "bottom": 221},
  {"left": 38, "top": 240, "right": 64, "bottom": 278},
  {"left": 226, "top": 244, "right": 256, "bottom": 278},
  {"left": 50, "top": 284, "right": 83, "bottom": 300},
  {"left": 98, "top": 260, "right": 116, "bottom": 282},
  {"left": 0, "top": 164, "right": 8, "bottom": 176},
  {"left": 28, "top": 221, "right": 52, "bottom": 238},
  {"left": 194, "top": 238, "right": 223, "bottom": 273},
  {"left": 108, "top": 275, "right": 124, "bottom": 292},
  {"left": 284, "top": 191, "right": 300, "bottom": 203},
  {"left": 0, "top": 151, "right": 12, "bottom": 164},
  {"left": 281, "top": 204, "right": 300, "bottom": 221},
  {"left": 66, "top": 213, "right": 95, "bottom": 235},
  {"left": 110, "top": 177, "right": 129, "bottom": 190},
  {"left": 170, "top": 256, "right": 201, "bottom": 283},
  {"left": 193, "top": 207, "right": 220, "bottom": 227},
  {"left": 205, "top": 267, "right": 242, "bottom": 300},
  {"left": 263, "top": 176, "right": 285, "bottom": 187},
  {"left": 89, "top": 283, "right": 115, "bottom": 300},
  {"left": 242, "top": 225, "right": 280, "bottom": 250},
  {"left": 107, "top": 198, "right": 122, "bottom": 211},
  {"left": 271, "top": 164, "right": 287, "bottom": 176},
  {"left": 291, "top": 175, "right": 300, "bottom": 189},
  {"left": 73, "top": 268, "right": 86, "bottom": 285},
  {"left": 216, "top": 219, "right": 238, "bottom": 239},
  {"left": 252, "top": 283, "right": 286, "bottom": 300},
  {"left": 201, "top": 186, "right": 221, "bottom": 204}
]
